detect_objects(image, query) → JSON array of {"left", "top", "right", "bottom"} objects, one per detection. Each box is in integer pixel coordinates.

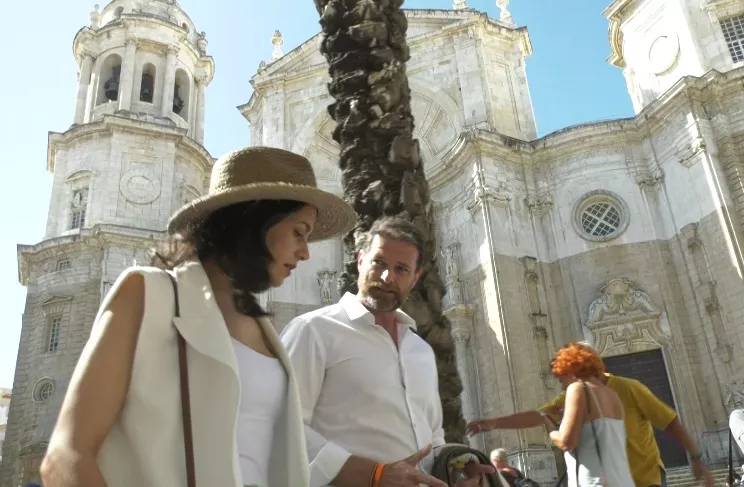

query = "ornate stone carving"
[
  {"left": 681, "top": 222, "right": 702, "bottom": 250},
  {"left": 90, "top": 4, "right": 101, "bottom": 28},
  {"left": 677, "top": 137, "right": 707, "bottom": 168},
  {"left": 526, "top": 192, "right": 553, "bottom": 216},
  {"left": 636, "top": 169, "right": 665, "bottom": 191},
  {"left": 588, "top": 279, "right": 657, "bottom": 322},
  {"left": 451, "top": 320, "right": 471, "bottom": 346},
  {"left": 197, "top": 31, "right": 208, "bottom": 56},
  {"left": 271, "top": 30, "right": 284, "bottom": 61},
  {"left": 586, "top": 278, "right": 669, "bottom": 357},
  {"left": 119, "top": 169, "right": 162, "bottom": 205},
  {"left": 317, "top": 270, "right": 337, "bottom": 305},
  {"left": 496, "top": 0, "right": 515, "bottom": 26},
  {"left": 452, "top": 0, "right": 467, "bottom": 10},
  {"left": 467, "top": 168, "right": 510, "bottom": 214},
  {"left": 443, "top": 242, "right": 460, "bottom": 279},
  {"left": 442, "top": 242, "right": 464, "bottom": 306}
]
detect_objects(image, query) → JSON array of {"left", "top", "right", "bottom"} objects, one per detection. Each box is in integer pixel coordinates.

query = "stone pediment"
[
  {"left": 41, "top": 295, "right": 73, "bottom": 307},
  {"left": 586, "top": 278, "right": 670, "bottom": 357},
  {"left": 252, "top": 10, "right": 476, "bottom": 83},
  {"left": 41, "top": 295, "right": 74, "bottom": 316}
]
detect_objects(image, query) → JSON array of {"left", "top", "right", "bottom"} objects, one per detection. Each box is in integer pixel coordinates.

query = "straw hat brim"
[{"left": 167, "top": 182, "right": 357, "bottom": 242}]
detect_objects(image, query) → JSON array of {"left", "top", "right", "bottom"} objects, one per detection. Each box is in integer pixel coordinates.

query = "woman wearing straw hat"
[{"left": 41, "top": 147, "right": 356, "bottom": 487}]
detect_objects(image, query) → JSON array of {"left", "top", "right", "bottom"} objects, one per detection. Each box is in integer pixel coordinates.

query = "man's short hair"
[
  {"left": 359, "top": 216, "right": 425, "bottom": 269},
  {"left": 490, "top": 448, "right": 508, "bottom": 463}
]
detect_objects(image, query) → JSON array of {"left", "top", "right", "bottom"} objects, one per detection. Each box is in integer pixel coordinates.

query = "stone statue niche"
[{"left": 317, "top": 269, "right": 337, "bottom": 305}]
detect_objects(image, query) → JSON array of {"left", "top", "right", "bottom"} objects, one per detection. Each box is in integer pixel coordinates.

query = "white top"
[
  {"left": 730, "top": 409, "right": 744, "bottom": 456},
  {"left": 281, "top": 292, "right": 445, "bottom": 487},
  {"left": 565, "top": 385, "right": 634, "bottom": 487},
  {"left": 233, "top": 338, "right": 287, "bottom": 487}
]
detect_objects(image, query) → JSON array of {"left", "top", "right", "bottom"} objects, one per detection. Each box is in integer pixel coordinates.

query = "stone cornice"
[
  {"left": 602, "top": 0, "right": 635, "bottom": 68},
  {"left": 18, "top": 225, "right": 166, "bottom": 286},
  {"left": 47, "top": 115, "right": 212, "bottom": 173}
]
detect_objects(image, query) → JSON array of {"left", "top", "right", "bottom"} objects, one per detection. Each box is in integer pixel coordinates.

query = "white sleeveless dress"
[
  {"left": 233, "top": 338, "right": 287, "bottom": 487},
  {"left": 564, "top": 385, "right": 634, "bottom": 487}
]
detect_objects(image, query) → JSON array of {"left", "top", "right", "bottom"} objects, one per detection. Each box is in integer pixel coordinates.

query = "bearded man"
[{"left": 282, "top": 216, "right": 494, "bottom": 487}]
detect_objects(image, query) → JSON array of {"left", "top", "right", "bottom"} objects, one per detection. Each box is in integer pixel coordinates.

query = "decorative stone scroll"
[{"left": 586, "top": 278, "right": 669, "bottom": 357}]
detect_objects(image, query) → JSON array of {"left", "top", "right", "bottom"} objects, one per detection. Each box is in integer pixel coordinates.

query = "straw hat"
[{"left": 168, "top": 146, "right": 356, "bottom": 241}]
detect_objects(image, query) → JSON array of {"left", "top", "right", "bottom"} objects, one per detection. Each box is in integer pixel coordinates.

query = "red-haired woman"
[{"left": 546, "top": 343, "right": 633, "bottom": 486}]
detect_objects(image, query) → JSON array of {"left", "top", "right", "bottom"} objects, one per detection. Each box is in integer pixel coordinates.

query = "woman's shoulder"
[
  {"left": 112, "top": 265, "right": 173, "bottom": 287},
  {"left": 566, "top": 381, "right": 586, "bottom": 395},
  {"left": 103, "top": 266, "right": 175, "bottom": 311}
]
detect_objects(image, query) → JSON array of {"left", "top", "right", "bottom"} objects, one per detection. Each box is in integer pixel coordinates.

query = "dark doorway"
[{"left": 603, "top": 349, "right": 689, "bottom": 468}]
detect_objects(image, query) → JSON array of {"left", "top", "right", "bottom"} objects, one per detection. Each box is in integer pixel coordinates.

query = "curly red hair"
[{"left": 551, "top": 343, "right": 606, "bottom": 379}]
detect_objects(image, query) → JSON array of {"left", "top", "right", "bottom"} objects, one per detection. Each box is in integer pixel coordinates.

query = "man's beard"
[{"left": 359, "top": 279, "right": 407, "bottom": 312}]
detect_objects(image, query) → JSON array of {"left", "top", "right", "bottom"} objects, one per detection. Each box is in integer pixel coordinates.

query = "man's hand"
[
  {"left": 465, "top": 419, "right": 495, "bottom": 435},
  {"left": 379, "top": 445, "right": 447, "bottom": 487},
  {"left": 463, "top": 462, "right": 495, "bottom": 478},
  {"left": 691, "top": 458, "right": 714, "bottom": 487},
  {"left": 453, "top": 477, "right": 482, "bottom": 487}
]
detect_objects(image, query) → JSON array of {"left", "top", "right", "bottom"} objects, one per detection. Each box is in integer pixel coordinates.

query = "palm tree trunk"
[{"left": 314, "top": 0, "right": 464, "bottom": 441}]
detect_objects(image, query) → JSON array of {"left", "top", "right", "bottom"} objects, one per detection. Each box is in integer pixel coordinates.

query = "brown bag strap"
[{"left": 168, "top": 273, "right": 196, "bottom": 487}]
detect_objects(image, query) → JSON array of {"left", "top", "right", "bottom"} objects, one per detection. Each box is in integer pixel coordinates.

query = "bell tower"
[
  {"left": 604, "top": 0, "right": 744, "bottom": 113},
  {"left": 0, "top": 2, "right": 214, "bottom": 486},
  {"left": 74, "top": 0, "right": 213, "bottom": 141}
]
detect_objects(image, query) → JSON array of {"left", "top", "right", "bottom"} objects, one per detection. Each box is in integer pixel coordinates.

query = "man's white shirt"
[{"left": 281, "top": 292, "right": 446, "bottom": 487}]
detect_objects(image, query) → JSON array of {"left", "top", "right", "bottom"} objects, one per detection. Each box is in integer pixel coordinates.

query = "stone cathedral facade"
[{"left": 3, "top": 0, "right": 744, "bottom": 485}]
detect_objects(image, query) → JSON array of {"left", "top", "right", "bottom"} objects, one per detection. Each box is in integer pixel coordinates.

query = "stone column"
[
  {"left": 74, "top": 54, "right": 94, "bottom": 124},
  {"left": 118, "top": 38, "right": 138, "bottom": 111},
  {"left": 195, "top": 76, "right": 207, "bottom": 144},
  {"left": 445, "top": 304, "right": 483, "bottom": 449},
  {"left": 448, "top": 306, "right": 475, "bottom": 419},
  {"left": 160, "top": 45, "right": 179, "bottom": 117}
]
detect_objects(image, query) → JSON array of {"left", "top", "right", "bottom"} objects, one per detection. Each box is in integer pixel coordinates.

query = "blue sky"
[{"left": 0, "top": 0, "right": 633, "bottom": 388}]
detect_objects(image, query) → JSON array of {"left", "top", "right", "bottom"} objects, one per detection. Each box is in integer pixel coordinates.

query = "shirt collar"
[{"left": 339, "top": 292, "right": 417, "bottom": 330}]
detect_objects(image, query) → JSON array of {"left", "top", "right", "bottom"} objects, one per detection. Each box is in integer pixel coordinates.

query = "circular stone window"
[
  {"left": 573, "top": 190, "right": 629, "bottom": 242},
  {"left": 32, "top": 378, "right": 55, "bottom": 403}
]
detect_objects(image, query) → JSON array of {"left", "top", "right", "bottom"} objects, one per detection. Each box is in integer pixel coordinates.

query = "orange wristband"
[
  {"left": 368, "top": 463, "right": 380, "bottom": 487},
  {"left": 372, "top": 463, "right": 385, "bottom": 487}
]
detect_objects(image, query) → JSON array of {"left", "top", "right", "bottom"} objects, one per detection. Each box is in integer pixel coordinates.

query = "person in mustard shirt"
[{"left": 467, "top": 371, "right": 713, "bottom": 487}]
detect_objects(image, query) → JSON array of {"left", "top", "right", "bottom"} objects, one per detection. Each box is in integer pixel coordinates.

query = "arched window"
[
  {"left": 140, "top": 63, "right": 156, "bottom": 103},
  {"left": 96, "top": 54, "right": 122, "bottom": 105},
  {"left": 114, "top": 6, "right": 124, "bottom": 18},
  {"left": 182, "top": 22, "right": 190, "bottom": 33},
  {"left": 65, "top": 170, "right": 93, "bottom": 231},
  {"left": 173, "top": 69, "right": 191, "bottom": 120}
]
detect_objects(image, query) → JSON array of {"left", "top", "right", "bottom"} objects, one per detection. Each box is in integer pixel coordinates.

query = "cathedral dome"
[{"left": 97, "top": 0, "right": 199, "bottom": 43}]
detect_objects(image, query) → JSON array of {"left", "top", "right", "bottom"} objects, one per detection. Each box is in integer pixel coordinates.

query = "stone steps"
[{"left": 665, "top": 466, "right": 732, "bottom": 487}]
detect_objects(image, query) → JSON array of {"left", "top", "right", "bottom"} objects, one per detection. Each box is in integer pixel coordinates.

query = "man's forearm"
[
  {"left": 488, "top": 410, "right": 546, "bottom": 429},
  {"left": 330, "top": 456, "right": 377, "bottom": 487},
  {"left": 665, "top": 417, "right": 701, "bottom": 457}
]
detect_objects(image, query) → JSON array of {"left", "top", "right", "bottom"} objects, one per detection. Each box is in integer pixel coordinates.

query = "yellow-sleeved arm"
[
  {"left": 538, "top": 393, "right": 567, "bottom": 424},
  {"left": 630, "top": 381, "right": 677, "bottom": 429}
]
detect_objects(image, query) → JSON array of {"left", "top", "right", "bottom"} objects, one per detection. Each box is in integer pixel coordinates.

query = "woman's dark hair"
[{"left": 150, "top": 199, "right": 306, "bottom": 318}]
